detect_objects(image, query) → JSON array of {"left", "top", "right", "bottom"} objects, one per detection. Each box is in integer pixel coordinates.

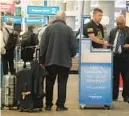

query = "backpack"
[
  {"left": 21, "top": 31, "right": 39, "bottom": 47},
  {"left": 31, "top": 33, "right": 39, "bottom": 46},
  {"left": 4, "top": 28, "right": 18, "bottom": 51}
]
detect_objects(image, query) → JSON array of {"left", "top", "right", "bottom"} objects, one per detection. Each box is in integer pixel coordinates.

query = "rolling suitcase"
[
  {"left": 1, "top": 74, "right": 17, "bottom": 110},
  {"left": 1, "top": 46, "right": 21, "bottom": 110},
  {"left": 16, "top": 47, "right": 46, "bottom": 112},
  {"left": 16, "top": 68, "right": 43, "bottom": 112}
]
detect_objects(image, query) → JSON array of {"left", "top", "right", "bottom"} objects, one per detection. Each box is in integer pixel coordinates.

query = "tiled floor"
[{"left": 1, "top": 75, "right": 129, "bottom": 116}]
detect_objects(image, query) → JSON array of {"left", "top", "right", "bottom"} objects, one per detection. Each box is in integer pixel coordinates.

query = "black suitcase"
[
  {"left": 16, "top": 47, "right": 47, "bottom": 112},
  {"left": 16, "top": 66, "right": 44, "bottom": 112}
]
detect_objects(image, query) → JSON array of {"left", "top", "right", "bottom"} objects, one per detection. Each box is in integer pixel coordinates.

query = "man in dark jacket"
[
  {"left": 109, "top": 15, "right": 129, "bottom": 102},
  {"left": 40, "top": 11, "right": 78, "bottom": 111}
]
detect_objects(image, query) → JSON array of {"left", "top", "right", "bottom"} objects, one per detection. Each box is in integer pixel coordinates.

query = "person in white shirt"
[
  {"left": 0, "top": 21, "right": 6, "bottom": 55},
  {"left": 2, "top": 20, "right": 16, "bottom": 75},
  {"left": 0, "top": 20, "right": 5, "bottom": 87}
]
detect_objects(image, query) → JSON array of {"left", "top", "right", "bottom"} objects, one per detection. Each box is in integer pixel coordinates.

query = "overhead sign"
[
  {"left": 0, "top": 2, "right": 15, "bottom": 13},
  {"left": 27, "top": 6, "right": 60, "bottom": 15},
  {"left": 25, "top": 17, "right": 47, "bottom": 24},
  {"left": 2, "top": 17, "right": 22, "bottom": 24}
]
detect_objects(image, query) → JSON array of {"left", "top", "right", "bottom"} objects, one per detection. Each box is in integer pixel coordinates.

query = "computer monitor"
[{"left": 83, "top": 16, "right": 91, "bottom": 24}]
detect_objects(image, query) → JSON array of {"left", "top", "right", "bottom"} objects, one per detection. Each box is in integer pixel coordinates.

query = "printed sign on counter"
[{"left": 80, "top": 63, "right": 112, "bottom": 104}]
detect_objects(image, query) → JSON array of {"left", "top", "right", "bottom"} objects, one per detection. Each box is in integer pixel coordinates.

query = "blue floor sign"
[
  {"left": 79, "top": 39, "right": 112, "bottom": 105},
  {"left": 79, "top": 63, "right": 112, "bottom": 104}
]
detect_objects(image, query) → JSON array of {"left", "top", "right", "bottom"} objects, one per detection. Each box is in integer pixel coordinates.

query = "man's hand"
[
  {"left": 1, "top": 47, "right": 6, "bottom": 55},
  {"left": 103, "top": 41, "right": 110, "bottom": 46},
  {"left": 123, "top": 44, "right": 129, "bottom": 48}
]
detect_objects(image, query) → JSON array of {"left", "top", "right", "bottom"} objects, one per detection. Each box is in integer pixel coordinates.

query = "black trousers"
[
  {"left": 45, "top": 65, "right": 69, "bottom": 107},
  {"left": 113, "top": 55, "right": 129, "bottom": 99},
  {"left": 2, "top": 50, "right": 15, "bottom": 75},
  {"left": 126, "top": 68, "right": 129, "bottom": 97}
]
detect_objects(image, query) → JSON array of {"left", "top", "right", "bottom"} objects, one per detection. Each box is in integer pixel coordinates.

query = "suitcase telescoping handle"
[
  {"left": 6, "top": 87, "right": 11, "bottom": 96},
  {"left": 24, "top": 46, "right": 36, "bottom": 49},
  {"left": 24, "top": 46, "right": 36, "bottom": 59},
  {"left": 35, "top": 47, "right": 40, "bottom": 62},
  {"left": 24, "top": 46, "right": 40, "bottom": 61},
  {"left": 15, "top": 45, "right": 21, "bottom": 72}
]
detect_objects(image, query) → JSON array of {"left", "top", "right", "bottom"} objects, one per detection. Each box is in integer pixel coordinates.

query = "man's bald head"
[
  {"left": 56, "top": 11, "right": 66, "bottom": 21},
  {"left": 48, "top": 19, "right": 54, "bottom": 25},
  {"left": 116, "top": 15, "right": 125, "bottom": 29},
  {"left": 116, "top": 15, "right": 125, "bottom": 23}
]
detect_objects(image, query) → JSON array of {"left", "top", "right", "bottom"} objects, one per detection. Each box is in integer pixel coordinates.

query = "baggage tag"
[
  {"left": 22, "top": 91, "right": 31, "bottom": 100},
  {"left": 22, "top": 94, "right": 25, "bottom": 100},
  {"left": 118, "top": 45, "right": 122, "bottom": 54}
]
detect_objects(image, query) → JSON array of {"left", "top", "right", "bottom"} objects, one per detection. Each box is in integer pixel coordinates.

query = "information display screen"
[
  {"left": 83, "top": 16, "right": 91, "bottom": 24},
  {"left": 126, "top": 1, "right": 129, "bottom": 12}
]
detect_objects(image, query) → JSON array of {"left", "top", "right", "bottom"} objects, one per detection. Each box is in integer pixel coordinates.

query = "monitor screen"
[
  {"left": 126, "top": 1, "right": 129, "bottom": 12},
  {"left": 83, "top": 16, "right": 91, "bottom": 24}
]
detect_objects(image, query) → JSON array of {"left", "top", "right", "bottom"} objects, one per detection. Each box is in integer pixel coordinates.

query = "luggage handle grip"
[{"left": 35, "top": 48, "right": 40, "bottom": 61}]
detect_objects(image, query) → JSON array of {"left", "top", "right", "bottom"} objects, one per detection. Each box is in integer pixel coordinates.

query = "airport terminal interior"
[{"left": 0, "top": 0, "right": 129, "bottom": 116}]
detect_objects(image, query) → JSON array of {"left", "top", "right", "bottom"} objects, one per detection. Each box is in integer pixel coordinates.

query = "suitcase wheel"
[
  {"left": 20, "top": 108, "right": 33, "bottom": 112},
  {"left": 28, "top": 109, "right": 33, "bottom": 113},
  {"left": 20, "top": 108, "right": 24, "bottom": 112},
  {"left": 80, "top": 104, "right": 86, "bottom": 109},
  {"left": 39, "top": 108, "right": 42, "bottom": 111},
  {"left": 9, "top": 107, "right": 13, "bottom": 110},
  {"left": 17, "top": 106, "right": 20, "bottom": 110},
  {"left": 1, "top": 105, "right": 4, "bottom": 110},
  {"left": 104, "top": 105, "right": 110, "bottom": 110}
]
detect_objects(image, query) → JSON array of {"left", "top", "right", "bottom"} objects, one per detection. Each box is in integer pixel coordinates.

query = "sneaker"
[
  {"left": 45, "top": 106, "right": 52, "bottom": 111},
  {"left": 56, "top": 106, "right": 68, "bottom": 111}
]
